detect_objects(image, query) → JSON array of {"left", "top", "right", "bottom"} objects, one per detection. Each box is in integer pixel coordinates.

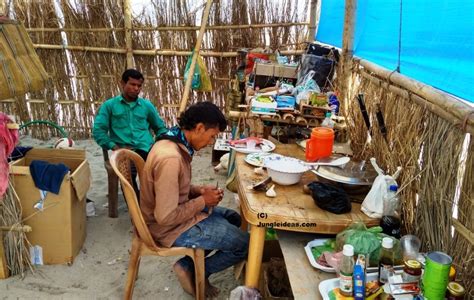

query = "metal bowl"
[{"left": 311, "top": 156, "right": 377, "bottom": 197}]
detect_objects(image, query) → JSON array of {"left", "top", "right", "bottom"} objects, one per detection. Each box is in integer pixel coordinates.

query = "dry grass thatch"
[
  {"left": 3, "top": 0, "right": 309, "bottom": 139},
  {"left": 340, "top": 62, "right": 473, "bottom": 292}
]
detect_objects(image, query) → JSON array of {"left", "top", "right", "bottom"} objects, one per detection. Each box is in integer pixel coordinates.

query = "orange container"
[{"left": 305, "top": 127, "right": 334, "bottom": 162}]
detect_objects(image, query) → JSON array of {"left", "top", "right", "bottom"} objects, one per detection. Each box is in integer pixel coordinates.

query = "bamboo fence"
[
  {"left": 1, "top": 0, "right": 473, "bottom": 293},
  {"left": 1, "top": 0, "right": 309, "bottom": 139}
]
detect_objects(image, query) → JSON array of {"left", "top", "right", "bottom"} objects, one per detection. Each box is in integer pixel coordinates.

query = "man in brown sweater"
[{"left": 140, "top": 102, "right": 249, "bottom": 297}]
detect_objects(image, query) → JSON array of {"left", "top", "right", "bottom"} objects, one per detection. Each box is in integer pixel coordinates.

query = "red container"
[{"left": 305, "top": 127, "right": 334, "bottom": 162}]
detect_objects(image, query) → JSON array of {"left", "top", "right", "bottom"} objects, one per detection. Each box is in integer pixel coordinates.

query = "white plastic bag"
[{"left": 361, "top": 158, "right": 402, "bottom": 218}]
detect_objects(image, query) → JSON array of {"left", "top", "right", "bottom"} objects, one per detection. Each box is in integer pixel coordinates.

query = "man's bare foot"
[
  {"left": 205, "top": 279, "right": 220, "bottom": 298},
  {"left": 173, "top": 262, "right": 195, "bottom": 296}
]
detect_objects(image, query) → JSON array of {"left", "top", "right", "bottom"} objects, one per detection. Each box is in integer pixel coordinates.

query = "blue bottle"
[{"left": 328, "top": 93, "right": 340, "bottom": 115}]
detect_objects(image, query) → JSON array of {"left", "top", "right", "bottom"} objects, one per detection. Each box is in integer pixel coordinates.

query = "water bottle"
[
  {"left": 380, "top": 185, "right": 401, "bottom": 238},
  {"left": 321, "top": 112, "right": 334, "bottom": 128}
]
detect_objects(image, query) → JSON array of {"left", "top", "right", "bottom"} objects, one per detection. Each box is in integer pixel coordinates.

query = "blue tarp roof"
[{"left": 316, "top": 0, "right": 474, "bottom": 103}]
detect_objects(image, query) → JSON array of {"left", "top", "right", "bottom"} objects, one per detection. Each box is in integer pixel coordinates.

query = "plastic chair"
[{"left": 109, "top": 149, "right": 205, "bottom": 300}]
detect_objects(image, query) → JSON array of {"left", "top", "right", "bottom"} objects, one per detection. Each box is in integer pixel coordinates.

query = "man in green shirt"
[
  {"left": 93, "top": 69, "right": 167, "bottom": 195},
  {"left": 93, "top": 69, "right": 167, "bottom": 160}
]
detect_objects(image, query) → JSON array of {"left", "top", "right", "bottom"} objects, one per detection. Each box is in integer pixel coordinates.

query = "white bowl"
[{"left": 264, "top": 156, "right": 309, "bottom": 185}]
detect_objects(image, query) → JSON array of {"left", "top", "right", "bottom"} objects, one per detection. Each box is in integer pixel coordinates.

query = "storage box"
[
  {"left": 251, "top": 96, "right": 278, "bottom": 115},
  {"left": 254, "top": 63, "right": 298, "bottom": 89},
  {"left": 9, "top": 148, "right": 90, "bottom": 265},
  {"left": 255, "top": 63, "right": 298, "bottom": 79}
]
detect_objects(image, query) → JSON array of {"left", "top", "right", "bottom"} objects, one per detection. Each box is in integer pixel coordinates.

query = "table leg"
[{"left": 245, "top": 224, "right": 265, "bottom": 288}]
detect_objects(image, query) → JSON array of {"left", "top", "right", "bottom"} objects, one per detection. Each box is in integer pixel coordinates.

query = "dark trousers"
[{"left": 130, "top": 149, "right": 148, "bottom": 200}]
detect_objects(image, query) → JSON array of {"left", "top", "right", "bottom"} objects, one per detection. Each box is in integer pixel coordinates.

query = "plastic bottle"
[
  {"left": 339, "top": 244, "right": 355, "bottom": 296},
  {"left": 378, "top": 237, "right": 395, "bottom": 284},
  {"left": 380, "top": 185, "right": 401, "bottom": 239},
  {"left": 305, "top": 127, "right": 334, "bottom": 162},
  {"left": 321, "top": 112, "right": 335, "bottom": 128},
  {"left": 328, "top": 92, "right": 340, "bottom": 115}
]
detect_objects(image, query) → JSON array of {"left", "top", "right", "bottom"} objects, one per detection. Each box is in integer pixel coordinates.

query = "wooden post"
[
  {"left": 0, "top": 233, "right": 9, "bottom": 279},
  {"left": 340, "top": 0, "right": 357, "bottom": 112},
  {"left": 178, "top": 0, "right": 213, "bottom": 114},
  {"left": 123, "top": 0, "right": 133, "bottom": 68},
  {"left": 307, "top": 0, "right": 318, "bottom": 42}
]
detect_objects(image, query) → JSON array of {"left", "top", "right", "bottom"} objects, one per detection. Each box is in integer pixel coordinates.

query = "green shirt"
[{"left": 93, "top": 95, "right": 168, "bottom": 152}]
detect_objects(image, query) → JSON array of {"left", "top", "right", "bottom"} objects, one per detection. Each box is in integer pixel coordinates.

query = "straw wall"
[
  {"left": 342, "top": 61, "right": 473, "bottom": 292},
  {"left": 2, "top": 0, "right": 309, "bottom": 139}
]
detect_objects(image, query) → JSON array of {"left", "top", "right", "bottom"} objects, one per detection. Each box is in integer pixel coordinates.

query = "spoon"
[{"left": 301, "top": 156, "right": 350, "bottom": 168}]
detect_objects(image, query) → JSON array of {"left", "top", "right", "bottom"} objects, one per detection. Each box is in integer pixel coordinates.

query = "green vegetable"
[{"left": 311, "top": 239, "right": 336, "bottom": 260}]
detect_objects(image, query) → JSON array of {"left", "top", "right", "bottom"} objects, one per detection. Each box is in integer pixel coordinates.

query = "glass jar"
[
  {"left": 446, "top": 282, "right": 465, "bottom": 300},
  {"left": 402, "top": 259, "right": 421, "bottom": 282}
]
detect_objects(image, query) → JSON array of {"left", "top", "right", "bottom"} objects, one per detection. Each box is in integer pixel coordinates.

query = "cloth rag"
[
  {"left": 30, "top": 160, "right": 69, "bottom": 194},
  {"left": 0, "top": 113, "right": 19, "bottom": 198}
]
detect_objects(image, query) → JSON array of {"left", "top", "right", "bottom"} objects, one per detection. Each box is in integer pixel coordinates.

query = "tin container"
[{"left": 422, "top": 251, "right": 452, "bottom": 299}]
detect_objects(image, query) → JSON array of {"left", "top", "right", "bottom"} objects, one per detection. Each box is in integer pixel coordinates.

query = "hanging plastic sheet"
[{"left": 316, "top": 0, "right": 474, "bottom": 102}]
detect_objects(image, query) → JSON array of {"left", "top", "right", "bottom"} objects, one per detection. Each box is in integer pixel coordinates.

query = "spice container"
[
  {"left": 449, "top": 265, "right": 456, "bottom": 281},
  {"left": 402, "top": 259, "right": 422, "bottom": 282},
  {"left": 446, "top": 282, "right": 465, "bottom": 300}
]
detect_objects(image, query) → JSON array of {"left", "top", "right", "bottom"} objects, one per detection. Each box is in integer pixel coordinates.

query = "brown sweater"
[{"left": 140, "top": 139, "right": 207, "bottom": 247}]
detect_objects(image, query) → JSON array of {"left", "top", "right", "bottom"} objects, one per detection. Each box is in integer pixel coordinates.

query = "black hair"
[
  {"left": 122, "top": 69, "right": 144, "bottom": 83},
  {"left": 179, "top": 101, "right": 227, "bottom": 131}
]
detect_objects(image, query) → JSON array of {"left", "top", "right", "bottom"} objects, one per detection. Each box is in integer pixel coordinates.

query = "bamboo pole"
[
  {"left": 0, "top": 233, "right": 8, "bottom": 279},
  {"left": 25, "top": 22, "right": 309, "bottom": 33},
  {"left": 359, "top": 70, "right": 474, "bottom": 134},
  {"left": 123, "top": 0, "right": 133, "bottom": 68},
  {"left": 307, "top": 0, "right": 317, "bottom": 42},
  {"left": 32, "top": 43, "right": 305, "bottom": 57},
  {"left": 179, "top": 0, "right": 213, "bottom": 114},
  {"left": 358, "top": 58, "right": 474, "bottom": 132},
  {"left": 340, "top": 0, "right": 357, "bottom": 112},
  {"left": 452, "top": 219, "right": 474, "bottom": 245}
]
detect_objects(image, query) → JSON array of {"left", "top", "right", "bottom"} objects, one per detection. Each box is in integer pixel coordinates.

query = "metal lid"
[
  {"left": 312, "top": 157, "right": 377, "bottom": 186},
  {"left": 405, "top": 259, "right": 421, "bottom": 269},
  {"left": 447, "top": 282, "right": 465, "bottom": 296}
]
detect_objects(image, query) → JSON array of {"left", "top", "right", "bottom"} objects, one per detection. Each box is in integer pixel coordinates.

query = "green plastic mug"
[{"left": 422, "top": 251, "right": 452, "bottom": 299}]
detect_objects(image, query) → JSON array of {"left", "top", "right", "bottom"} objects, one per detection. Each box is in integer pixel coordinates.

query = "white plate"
[
  {"left": 305, "top": 239, "right": 384, "bottom": 274},
  {"left": 245, "top": 153, "right": 282, "bottom": 167},
  {"left": 304, "top": 239, "right": 336, "bottom": 273},
  {"left": 318, "top": 272, "right": 379, "bottom": 300},
  {"left": 229, "top": 139, "right": 276, "bottom": 154}
]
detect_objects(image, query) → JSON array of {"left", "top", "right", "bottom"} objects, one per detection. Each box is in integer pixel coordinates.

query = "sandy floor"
[{"left": 1, "top": 138, "right": 241, "bottom": 299}]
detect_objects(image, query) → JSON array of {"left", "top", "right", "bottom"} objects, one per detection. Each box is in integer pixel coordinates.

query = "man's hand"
[{"left": 201, "top": 186, "right": 224, "bottom": 208}]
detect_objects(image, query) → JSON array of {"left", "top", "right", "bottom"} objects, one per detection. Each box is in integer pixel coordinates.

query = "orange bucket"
[{"left": 305, "top": 127, "right": 334, "bottom": 162}]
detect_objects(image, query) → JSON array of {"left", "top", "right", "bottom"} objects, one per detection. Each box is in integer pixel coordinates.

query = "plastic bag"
[
  {"left": 297, "top": 54, "right": 335, "bottom": 89},
  {"left": 308, "top": 182, "right": 351, "bottom": 214},
  {"left": 336, "top": 223, "right": 383, "bottom": 266},
  {"left": 196, "top": 55, "right": 212, "bottom": 92},
  {"left": 361, "top": 158, "right": 402, "bottom": 218},
  {"left": 184, "top": 52, "right": 201, "bottom": 90}
]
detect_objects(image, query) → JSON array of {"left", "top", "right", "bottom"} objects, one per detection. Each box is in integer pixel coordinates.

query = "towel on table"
[{"left": 30, "top": 160, "right": 69, "bottom": 194}]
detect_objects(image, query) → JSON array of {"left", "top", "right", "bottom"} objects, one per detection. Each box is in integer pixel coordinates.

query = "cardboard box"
[
  {"left": 254, "top": 63, "right": 298, "bottom": 89},
  {"left": 251, "top": 96, "right": 278, "bottom": 115},
  {"left": 9, "top": 148, "right": 90, "bottom": 265},
  {"left": 254, "top": 63, "right": 298, "bottom": 79}
]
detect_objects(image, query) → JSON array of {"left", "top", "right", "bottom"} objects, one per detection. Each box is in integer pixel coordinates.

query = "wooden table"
[
  {"left": 236, "top": 144, "right": 379, "bottom": 288},
  {"left": 277, "top": 231, "right": 334, "bottom": 299}
]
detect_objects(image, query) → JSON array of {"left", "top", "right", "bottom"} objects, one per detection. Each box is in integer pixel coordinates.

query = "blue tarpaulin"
[{"left": 316, "top": 0, "right": 474, "bottom": 103}]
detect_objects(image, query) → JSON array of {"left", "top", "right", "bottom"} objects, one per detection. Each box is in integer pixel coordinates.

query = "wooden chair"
[
  {"left": 103, "top": 149, "right": 119, "bottom": 218},
  {"left": 109, "top": 149, "right": 205, "bottom": 300}
]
